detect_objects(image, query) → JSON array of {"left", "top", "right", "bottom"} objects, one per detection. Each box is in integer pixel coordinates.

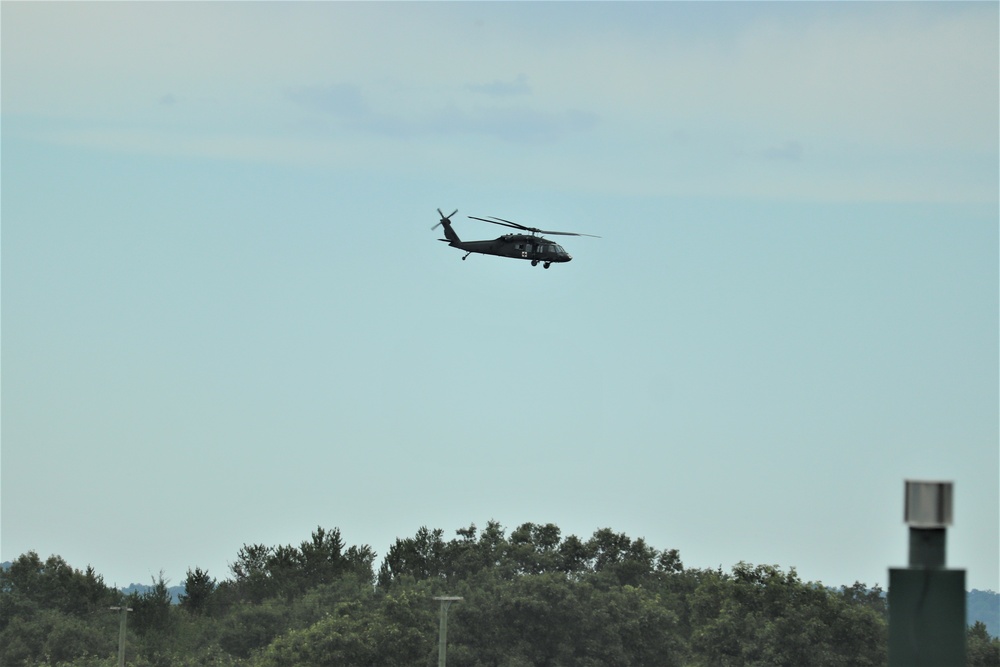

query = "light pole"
[
  {"left": 109, "top": 603, "right": 132, "bottom": 667},
  {"left": 433, "top": 596, "right": 463, "bottom": 667}
]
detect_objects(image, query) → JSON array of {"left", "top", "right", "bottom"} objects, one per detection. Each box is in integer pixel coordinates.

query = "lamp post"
[
  {"left": 433, "top": 596, "right": 462, "bottom": 667},
  {"left": 888, "top": 480, "right": 966, "bottom": 666},
  {"left": 108, "top": 603, "right": 132, "bottom": 667}
]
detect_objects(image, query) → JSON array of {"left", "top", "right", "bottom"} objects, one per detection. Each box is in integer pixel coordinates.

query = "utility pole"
[
  {"left": 433, "top": 596, "right": 463, "bottom": 667},
  {"left": 888, "top": 480, "right": 966, "bottom": 666},
  {"left": 109, "top": 603, "right": 133, "bottom": 667}
]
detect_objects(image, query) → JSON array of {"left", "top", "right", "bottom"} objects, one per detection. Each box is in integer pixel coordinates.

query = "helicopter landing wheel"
[
  {"left": 544, "top": 262, "right": 551, "bottom": 269},
  {"left": 531, "top": 260, "right": 538, "bottom": 266}
]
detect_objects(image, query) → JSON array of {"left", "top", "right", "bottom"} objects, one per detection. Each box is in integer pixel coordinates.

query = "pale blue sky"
[{"left": 3, "top": 2, "right": 997, "bottom": 592}]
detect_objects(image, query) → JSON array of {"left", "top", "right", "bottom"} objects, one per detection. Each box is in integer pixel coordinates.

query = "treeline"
[{"left": 1, "top": 522, "right": 997, "bottom": 666}]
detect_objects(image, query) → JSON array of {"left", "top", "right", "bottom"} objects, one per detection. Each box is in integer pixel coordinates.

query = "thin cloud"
[
  {"left": 762, "top": 140, "right": 803, "bottom": 161},
  {"left": 286, "top": 83, "right": 368, "bottom": 118},
  {"left": 464, "top": 74, "right": 532, "bottom": 96},
  {"left": 285, "top": 82, "right": 597, "bottom": 144},
  {"left": 5, "top": 2, "right": 993, "bottom": 202}
]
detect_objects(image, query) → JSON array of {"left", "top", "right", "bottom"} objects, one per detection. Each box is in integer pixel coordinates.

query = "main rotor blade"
[
  {"left": 470, "top": 215, "right": 600, "bottom": 238},
  {"left": 487, "top": 216, "right": 600, "bottom": 238},
  {"left": 490, "top": 216, "right": 601, "bottom": 239},
  {"left": 468, "top": 215, "right": 526, "bottom": 231},
  {"left": 539, "top": 230, "right": 601, "bottom": 237},
  {"left": 487, "top": 216, "right": 533, "bottom": 230}
]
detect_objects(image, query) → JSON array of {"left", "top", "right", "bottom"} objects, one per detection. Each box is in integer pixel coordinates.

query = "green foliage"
[
  {"left": 253, "top": 585, "right": 436, "bottom": 667},
  {"left": 968, "top": 621, "right": 1000, "bottom": 666},
  {"left": 218, "top": 603, "right": 287, "bottom": 658},
  {"left": 378, "top": 525, "right": 449, "bottom": 585},
  {"left": 230, "top": 526, "right": 377, "bottom": 604},
  {"left": 1, "top": 552, "right": 117, "bottom": 629},
  {"left": 179, "top": 567, "right": 216, "bottom": 615},
  {"left": 229, "top": 543, "right": 273, "bottom": 604},
  {"left": 127, "top": 573, "right": 173, "bottom": 636},
  {"left": 688, "top": 563, "right": 886, "bottom": 666},
  {"left": 449, "top": 570, "right": 684, "bottom": 667},
  {"left": 968, "top": 590, "right": 1000, "bottom": 639},
  {"left": 0, "top": 551, "right": 119, "bottom": 667},
  {"left": 1, "top": 523, "right": 900, "bottom": 667},
  {"left": 0, "top": 608, "right": 115, "bottom": 667}
]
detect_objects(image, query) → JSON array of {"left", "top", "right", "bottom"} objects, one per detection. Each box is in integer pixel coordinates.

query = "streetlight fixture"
[
  {"left": 433, "top": 596, "right": 463, "bottom": 667},
  {"left": 108, "top": 604, "right": 132, "bottom": 667}
]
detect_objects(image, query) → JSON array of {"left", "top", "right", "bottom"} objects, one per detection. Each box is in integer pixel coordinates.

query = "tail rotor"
[
  {"left": 433, "top": 209, "right": 458, "bottom": 230},
  {"left": 433, "top": 208, "right": 461, "bottom": 244}
]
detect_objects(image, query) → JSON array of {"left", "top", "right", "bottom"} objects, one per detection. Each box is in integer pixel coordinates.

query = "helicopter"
[{"left": 432, "top": 209, "right": 599, "bottom": 268}]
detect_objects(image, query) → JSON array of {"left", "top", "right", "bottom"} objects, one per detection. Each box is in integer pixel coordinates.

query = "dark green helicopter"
[{"left": 432, "top": 209, "right": 599, "bottom": 268}]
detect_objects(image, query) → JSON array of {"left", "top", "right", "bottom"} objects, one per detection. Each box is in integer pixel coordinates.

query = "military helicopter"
[{"left": 432, "top": 209, "right": 599, "bottom": 268}]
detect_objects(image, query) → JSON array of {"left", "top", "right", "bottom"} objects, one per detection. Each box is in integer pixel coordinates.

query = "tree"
[
  {"left": 839, "top": 581, "right": 887, "bottom": 617},
  {"left": 219, "top": 603, "right": 287, "bottom": 659},
  {"left": 449, "top": 569, "right": 686, "bottom": 667},
  {"left": 509, "top": 522, "right": 562, "bottom": 575},
  {"left": 688, "top": 563, "right": 886, "bottom": 666},
  {"left": 230, "top": 543, "right": 273, "bottom": 603},
  {"left": 586, "top": 528, "right": 659, "bottom": 586},
  {"left": 266, "top": 544, "right": 301, "bottom": 600},
  {"left": 0, "top": 608, "right": 114, "bottom": 667},
  {"left": 253, "top": 586, "right": 436, "bottom": 667},
  {"left": 127, "top": 572, "right": 173, "bottom": 635},
  {"left": 558, "top": 534, "right": 591, "bottom": 576},
  {"left": 656, "top": 548, "right": 684, "bottom": 574},
  {"left": 968, "top": 621, "right": 1000, "bottom": 667},
  {"left": 0, "top": 526, "right": 909, "bottom": 666},
  {"left": 298, "top": 526, "right": 346, "bottom": 587},
  {"left": 0, "top": 552, "right": 116, "bottom": 628},
  {"left": 344, "top": 544, "right": 377, "bottom": 585},
  {"left": 377, "top": 526, "right": 447, "bottom": 586},
  {"left": 180, "top": 568, "right": 216, "bottom": 615}
]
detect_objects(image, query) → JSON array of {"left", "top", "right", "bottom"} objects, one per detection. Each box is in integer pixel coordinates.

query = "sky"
[{"left": 2, "top": 1, "right": 997, "bottom": 594}]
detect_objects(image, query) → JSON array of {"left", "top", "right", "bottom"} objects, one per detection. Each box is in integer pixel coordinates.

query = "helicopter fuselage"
[{"left": 443, "top": 233, "right": 572, "bottom": 267}]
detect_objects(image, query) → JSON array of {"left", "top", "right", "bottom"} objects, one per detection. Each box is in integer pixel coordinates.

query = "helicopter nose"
[{"left": 566, "top": 254, "right": 573, "bottom": 261}]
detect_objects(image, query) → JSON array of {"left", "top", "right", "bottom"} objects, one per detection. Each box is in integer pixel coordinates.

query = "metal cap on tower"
[{"left": 904, "top": 479, "right": 953, "bottom": 528}]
